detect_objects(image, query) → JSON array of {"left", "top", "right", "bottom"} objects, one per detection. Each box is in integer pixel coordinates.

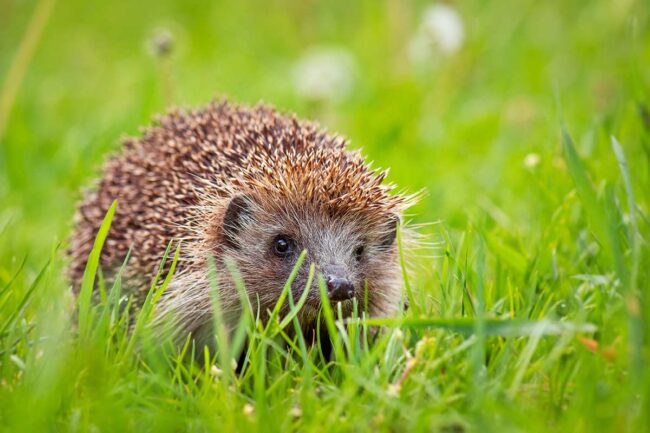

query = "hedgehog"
[{"left": 69, "top": 100, "right": 414, "bottom": 346}]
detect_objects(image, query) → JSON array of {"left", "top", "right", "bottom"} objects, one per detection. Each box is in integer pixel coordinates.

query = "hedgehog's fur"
[{"left": 69, "top": 100, "right": 414, "bottom": 344}]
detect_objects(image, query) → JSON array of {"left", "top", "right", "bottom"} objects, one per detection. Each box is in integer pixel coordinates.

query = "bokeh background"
[
  {"left": 1, "top": 1, "right": 650, "bottom": 431},
  {"left": 1, "top": 0, "right": 647, "bottom": 271}
]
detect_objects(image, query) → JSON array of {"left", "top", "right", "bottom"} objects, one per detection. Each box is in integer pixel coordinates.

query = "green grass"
[{"left": 1, "top": 0, "right": 649, "bottom": 431}]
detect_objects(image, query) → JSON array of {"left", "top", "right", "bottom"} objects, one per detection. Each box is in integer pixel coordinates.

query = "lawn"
[{"left": 1, "top": 0, "right": 649, "bottom": 431}]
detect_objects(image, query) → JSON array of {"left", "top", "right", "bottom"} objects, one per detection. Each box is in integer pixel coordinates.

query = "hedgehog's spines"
[{"left": 68, "top": 99, "right": 413, "bottom": 309}]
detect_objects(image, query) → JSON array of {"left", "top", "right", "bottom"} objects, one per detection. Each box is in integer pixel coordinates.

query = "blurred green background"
[
  {"left": 1, "top": 1, "right": 650, "bottom": 432},
  {"left": 1, "top": 0, "right": 647, "bottom": 270}
]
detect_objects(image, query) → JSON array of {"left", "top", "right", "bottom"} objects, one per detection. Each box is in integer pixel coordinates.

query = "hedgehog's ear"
[
  {"left": 379, "top": 214, "right": 400, "bottom": 247},
  {"left": 223, "top": 194, "right": 253, "bottom": 248}
]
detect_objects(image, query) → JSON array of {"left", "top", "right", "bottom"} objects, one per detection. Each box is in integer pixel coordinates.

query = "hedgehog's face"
[{"left": 219, "top": 194, "right": 402, "bottom": 318}]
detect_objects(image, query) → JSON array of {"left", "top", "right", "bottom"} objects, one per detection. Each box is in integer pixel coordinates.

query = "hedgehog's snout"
[
  {"left": 326, "top": 275, "right": 355, "bottom": 301},
  {"left": 322, "top": 264, "right": 355, "bottom": 301}
]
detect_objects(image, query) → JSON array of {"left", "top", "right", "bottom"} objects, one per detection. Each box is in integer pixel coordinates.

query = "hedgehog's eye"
[
  {"left": 354, "top": 245, "right": 364, "bottom": 261},
  {"left": 273, "top": 235, "right": 295, "bottom": 257}
]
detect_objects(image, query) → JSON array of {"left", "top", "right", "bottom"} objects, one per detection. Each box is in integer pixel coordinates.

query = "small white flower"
[
  {"left": 523, "top": 153, "right": 541, "bottom": 169},
  {"left": 410, "top": 3, "right": 465, "bottom": 64},
  {"left": 415, "top": 336, "right": 430, "bottom": 356},
  {"left": 289, "top": 406, "right": 302, "bottom": 418},
  {"left": 421, "top": 4, "right": 465, "bottom": 54},
  {"left": 387, "top": 383, "right": 401, "bottom": 397},
  {"left": 243, "top": 403, "right": 254, "bottom": 416},
  {"left": 147, "top": 28, "right": 174, "bottom": 58},
  {"left": 292, "top": 47, "right": 357, "bottom": 103}
]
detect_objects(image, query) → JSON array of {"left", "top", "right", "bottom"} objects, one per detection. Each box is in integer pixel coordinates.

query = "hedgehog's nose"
[{"left": 326, "top": 275, "right": 355, "bottom": 301}]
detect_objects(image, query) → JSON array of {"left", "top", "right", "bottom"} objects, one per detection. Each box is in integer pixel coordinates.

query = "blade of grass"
[
  {"left": 224, "top": 258, "right": 254, "bottom": 367},
  {"left": 397, "top": 222, "right": 419, "bottom": 316},
  {"left": 0, "top": 257, "right": 50, "bottom": 338},
  {"left": 0, "top": 256, "right": 27, "bottom": 300},
  {"left": 508, "top": 322, "right": 545, "bottom": 397},
  {"left": 92, "top": 248, "right": 131, "bottom": 342},
  {"left": 317, "top": 274, "right": 345, "bottom": 364},
  {"left": 122, "top": 242, "right": 179, "bottom": 359},
  {"left": 611, "top": 136, "right": 644, "bottom": 384},
  {"left": 0, "top": 0, "right": 56, "bottom": 139},
  {"left": 279, "top": 263, "right": 314, "bottom": 330},
  {"left": 207, "top": 255, "right": 232, "bottom": 382},
  {"left": 359, "top": 317, "right": 596, "bottom": 337},
  {"left": 562, "top": 128, "right": 625, "bottom": 280},
  {"left": 263, "top": 250, "right": 307, "bottom": 336},
  {"left": 77, "top": 200, "right": 117, "bottom": 337},
  {"left": 471, "top": 235, "right": 487, "bottom": 403}
]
